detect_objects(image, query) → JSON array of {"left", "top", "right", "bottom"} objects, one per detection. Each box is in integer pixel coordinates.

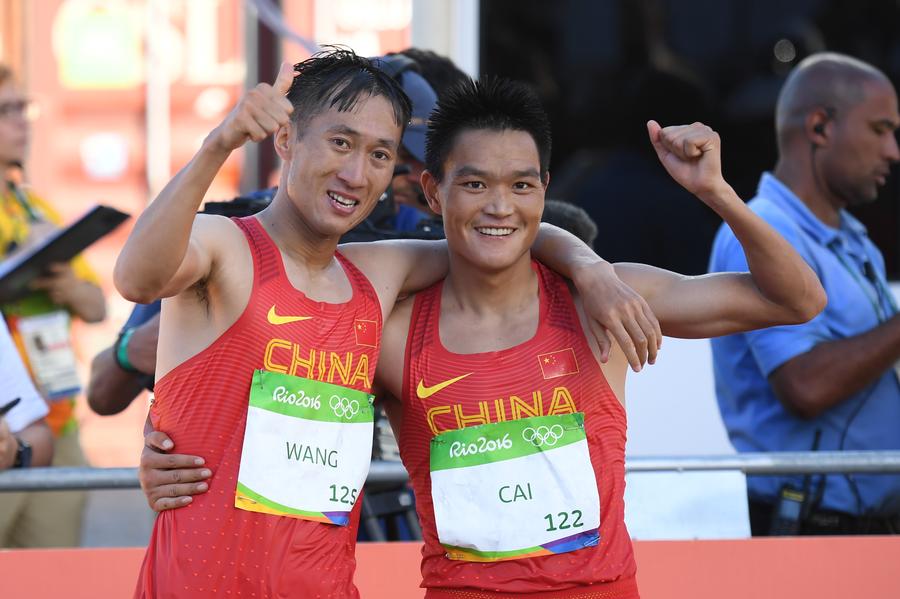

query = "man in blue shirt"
[{"left": 710, "top": 52, "right": 900, "bottom": 535}]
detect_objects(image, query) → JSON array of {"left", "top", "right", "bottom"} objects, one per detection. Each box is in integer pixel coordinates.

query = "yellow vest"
[{"left": 1, "top": 182, "right": 100, "bottom": 435}]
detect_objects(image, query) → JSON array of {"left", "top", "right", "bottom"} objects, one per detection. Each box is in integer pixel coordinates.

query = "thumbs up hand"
[{"left": 210, "top": 61, "right": 298, "bottom": 152}]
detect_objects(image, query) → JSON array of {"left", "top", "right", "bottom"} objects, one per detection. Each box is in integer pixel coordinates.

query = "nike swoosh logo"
[
  {"left": 416, "top": 373, "right": 473, "bottom": 399},
  {"left": 267, "top": 305, "right": 313, "bottom": 325}
]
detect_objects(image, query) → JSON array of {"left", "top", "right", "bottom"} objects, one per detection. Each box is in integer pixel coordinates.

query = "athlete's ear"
[
  {"left": 542, "top": 170, "right": 550, "bottom": 191},
  {"left": 274, "top": 123, "right": 293, "bottom": 161},
  {"left": 421, "top": 169, "right": 444, "bottom": 215}
]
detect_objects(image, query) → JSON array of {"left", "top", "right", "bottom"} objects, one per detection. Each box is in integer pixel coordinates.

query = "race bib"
[
  {"left": 235, "top": 370, "right": 375, "bottom": 526},
  {"left": 16, "top": 310, "right": 81, "bottom": 400},
  {"left": 430, "top": 413, "right": 600, "bottom": 562}
]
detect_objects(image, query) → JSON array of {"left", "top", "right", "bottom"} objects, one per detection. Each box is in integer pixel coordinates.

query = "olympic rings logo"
[
  {"left": 522, "top": 424, "right": 565, "bottom": 447},
  {"left": 329, "top": 394, "right": 360, "bottom": 419}
]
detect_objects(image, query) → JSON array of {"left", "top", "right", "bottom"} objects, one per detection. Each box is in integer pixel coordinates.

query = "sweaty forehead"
[
  {"left": 305, "top": 96, "right": 402, "bottom": 148},
  {"left": 446, "top": 129, "right": 541, "bottom": 176}
]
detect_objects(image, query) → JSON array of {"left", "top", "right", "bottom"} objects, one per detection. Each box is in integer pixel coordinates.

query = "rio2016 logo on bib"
[
  {"left": 449, "top": 433, "right": 513, "bottom": 458},
  {"left": 522, "top": 424, "right": 565, "bottom": 447},
  {"left": 329, "top": 395, "right": 360, "bottom": 419},
  {"left": 273, "top": 386, "right": 321, "bottom": 409}
]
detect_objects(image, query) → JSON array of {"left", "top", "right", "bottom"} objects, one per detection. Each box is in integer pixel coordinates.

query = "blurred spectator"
[
  {"left": 564, "top": 65, "right": 721, "bottom": 274},
  {"left": 710, "top": 53, "right": 900, "bottom": 535},
  {"left": 86, "top": 304, "right": 159, "bottom": 416},
  {"left": 0, "top": 316, "right": 53, "bottom": 473},
  {"left": 372, "top": 53, "right": 440, "bottom": 231},
  {"left": 395, "top": 47, "right": 469, "bottom": 98},
  {"left": 379, "top": 48, "right": 467, "bottom": 230},
  {"left": 541, "top": 198, "right": 598, "bottom": 248},
  {"left": 0, "top": 63, "right": 106, "bottom": 546}
]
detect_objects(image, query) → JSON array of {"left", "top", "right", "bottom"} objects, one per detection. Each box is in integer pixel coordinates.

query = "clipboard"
[{"left": 0, "top": 204, "right": 130, "bottom": 303}]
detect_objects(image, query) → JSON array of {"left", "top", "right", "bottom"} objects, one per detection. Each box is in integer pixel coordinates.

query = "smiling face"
[
  {"left": 276, "top": 93, "right": 403, "bottom": 238},
  {"left": 423, "top": 128, "right": 547, "bottom": 272},
  {"left": 819, "top": 78, "right": 900, "bottom": 208}
]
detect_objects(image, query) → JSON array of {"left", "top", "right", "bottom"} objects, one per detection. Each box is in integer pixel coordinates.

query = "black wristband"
[{"left": 13, "top": 437, "right": 32, "bottom": 468}]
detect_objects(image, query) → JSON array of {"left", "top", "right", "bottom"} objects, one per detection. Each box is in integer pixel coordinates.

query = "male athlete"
[
  {"left": 373, "top": 78, "right": 824, "bottom": 598},
  {"left": 117, "top": 49, "right": 659, "bottom": 597},
  {"left": 142, "top": 74, "right": 825, "bottom": 597}
]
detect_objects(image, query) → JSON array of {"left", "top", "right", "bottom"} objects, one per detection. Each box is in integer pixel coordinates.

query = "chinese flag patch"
[
  {"left": 537, "top": 348, "right": 579, "bottom": 379},
  {"left": 354, "top": 319, "right": 378, "bottom": 347}
]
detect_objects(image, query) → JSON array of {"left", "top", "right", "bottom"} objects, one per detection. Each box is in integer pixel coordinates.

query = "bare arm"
[
  {"left": 616, "top": 121, "right": 825, "bottom": 338},
  {"left": 0, "top": 417, "right": 53, "bottom": 469},
  {"left": 769, "top": 316, "right": 900, "bottom": 419},
  {"left": 343, "top": 222, "right": 663, "bottom": 370},
  {"left": 114, "top": 63, "right": 296, "bottom": 303},
  {"left": 17, "top": 419, "right": 53, "bottom": 467},
  {"left": 87, "top": 348, "right": 146, "bottom": 416},
  {"left": 532, "top": 223, "right": 662, "bottom": 370},
  {"left": 87, "top": 313, "right": 159, "bottom": 416}
]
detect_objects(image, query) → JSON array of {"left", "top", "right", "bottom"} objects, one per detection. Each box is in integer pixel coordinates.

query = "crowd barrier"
[
  {"left": 3, "top": 452, "right": 900, "bottom": 597},
  {"left": 4, "top": 451, "right": 900, "bottom": 492},
  {"left": 1, "top": 536, "right": 899, "bottom": 598}
]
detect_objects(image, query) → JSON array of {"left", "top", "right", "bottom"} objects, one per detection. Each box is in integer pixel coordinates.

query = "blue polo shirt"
[{"left": 709, "top": 173, "right": 900, "bottom": 516}]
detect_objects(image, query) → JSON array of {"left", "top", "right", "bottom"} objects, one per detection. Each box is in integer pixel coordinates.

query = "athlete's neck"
[
  {"left": 256, "top": 194, "right": 340, "bottom": 271},
  {"left": 442, "top": 252, "right": 538, "bottom": 317}
]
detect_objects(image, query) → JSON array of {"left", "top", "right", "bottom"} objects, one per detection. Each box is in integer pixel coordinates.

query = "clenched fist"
[{"left": 647, "top": 120, "right": 730, "bottom": 203}]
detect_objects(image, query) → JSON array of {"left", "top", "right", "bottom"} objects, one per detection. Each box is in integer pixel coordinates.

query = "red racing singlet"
[
  {"left": 399, "top": 261, "right": 638, "bottom": 599},
  {"left": 135, "top": 216, "right": 382, "bottom": 598}
]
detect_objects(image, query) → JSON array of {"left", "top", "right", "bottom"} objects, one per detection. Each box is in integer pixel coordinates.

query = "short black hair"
[
  {"left": 287, "top": 46, "right": 412, "bottom": 138},
  {"left": 425, "top": 76, "right": 552, "bottom": 182},
  {"left": 395, "top": 48, "right": 468, "bottom": 98}
]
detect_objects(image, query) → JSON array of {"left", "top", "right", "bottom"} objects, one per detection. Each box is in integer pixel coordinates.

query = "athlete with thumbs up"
[{"left": 116, "top": 48, "right": 666, "bottom": 598}]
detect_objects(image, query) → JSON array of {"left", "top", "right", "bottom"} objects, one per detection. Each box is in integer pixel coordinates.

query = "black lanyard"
[{"left": 6, "top": 181, "right": 40, "bottom": 222}]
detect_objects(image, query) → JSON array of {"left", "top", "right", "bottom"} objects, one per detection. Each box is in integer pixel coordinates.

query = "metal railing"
[{"left": 2, "top": 451, "right": 900, "bottom": 492}]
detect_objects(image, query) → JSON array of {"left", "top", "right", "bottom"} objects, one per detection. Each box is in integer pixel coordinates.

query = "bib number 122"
[{"left": 544, "top": 509, "right": 584, "bottom": 532}]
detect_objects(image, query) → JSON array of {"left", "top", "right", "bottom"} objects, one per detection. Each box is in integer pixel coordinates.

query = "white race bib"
[
  {"left": 16, "top": 310, "right": 81, "bottom": 400},
  {"left": 235, "top": 370, "right": 374, "bottom": 526},
  {"left": 430, "top": 413, "right": 600, "bottom": 561}
]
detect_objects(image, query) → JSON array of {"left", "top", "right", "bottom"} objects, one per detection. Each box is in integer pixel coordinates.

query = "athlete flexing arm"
[
  {"left": 576, "top": 121, "right": 826, "bottom": 401},
  {"left": 611, "top": 121, "right": 826, "bottom": 338}
]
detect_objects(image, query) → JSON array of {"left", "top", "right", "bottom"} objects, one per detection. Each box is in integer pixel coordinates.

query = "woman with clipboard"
[{"left": 0, "top": 63, "right": 106, "bottom": 548}]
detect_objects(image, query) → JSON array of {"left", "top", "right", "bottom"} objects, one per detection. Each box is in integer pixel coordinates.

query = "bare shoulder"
[
  {"left": 193, "top": 213, "right": 246, "bottom": 246},
  {"left": 155, "top": 215, "right": 253, "bottom": 379},
  {"left": 340, "top": 240, "right": 417, "bottom": 319},
  {"left": 569, "top": 286, "right": 628, "bottom": 403}
]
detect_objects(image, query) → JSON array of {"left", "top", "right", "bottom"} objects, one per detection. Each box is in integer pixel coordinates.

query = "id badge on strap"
[
  {"left": 430, "top": 413, "right": 600, "bottom": 562},
  {"left": 235, "top": 370, "right": 375, "bottom": 526},
  {"left": 16, "top": 310, "right": 81, "bottom": 400}
]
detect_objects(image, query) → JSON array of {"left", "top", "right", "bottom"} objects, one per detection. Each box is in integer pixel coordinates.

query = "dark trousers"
[{"left": 749, "top": 499, "right": 900, "bottom": 536}]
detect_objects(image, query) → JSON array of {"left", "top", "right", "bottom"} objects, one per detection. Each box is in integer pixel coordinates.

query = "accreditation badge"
[
  {"left": 16, "top": 310, "right": 81, "bottom": 400},
  {"left": 430, "top": 413, "right": 600, "bottom": 562},
  {"left": 235, "top": 370, "right": 375, "bottom": 525}
]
